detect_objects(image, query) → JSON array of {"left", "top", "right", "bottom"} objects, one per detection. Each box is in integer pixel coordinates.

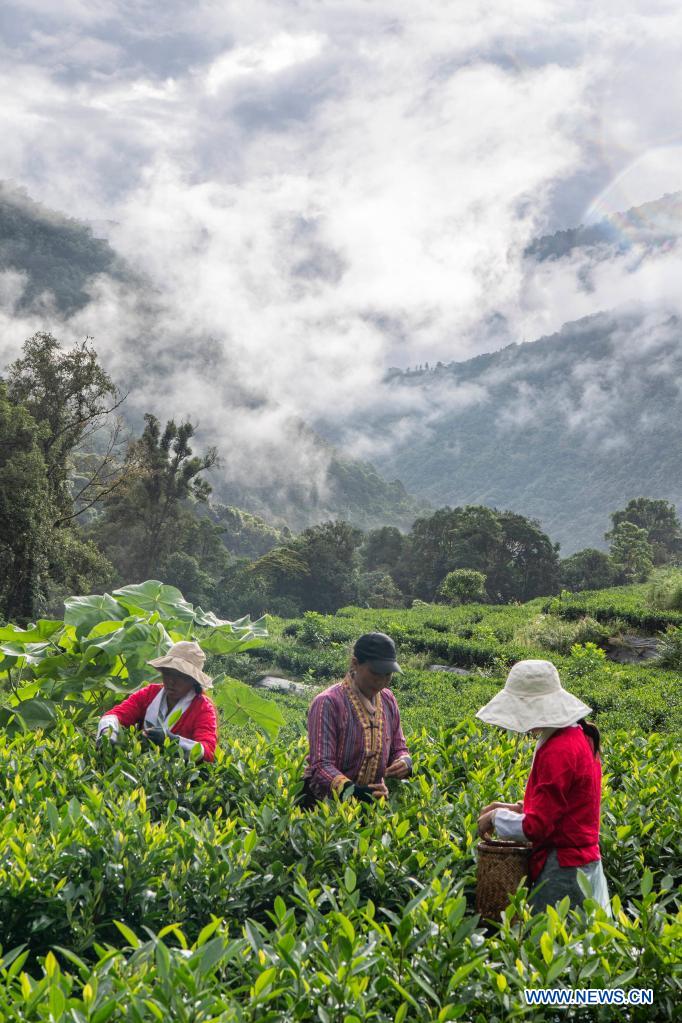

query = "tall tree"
[
  {"left": 0, "top": 384, "right": 50, "bottom": 621},
  {"left": 93, "top": 415, "right": 218, "bottom": 581},
  {"left": 608, "top": 521, "right": 654, "bottom": 583},
  {"left": 291, "top": 520, "right": 363, "bottom": 613},
  {"left": 560, "top": 548, "right": 617, "bottom": 592},
  {"left": 6, "top": 332, "right": 125, "bottom": 523},
  {"left": 360, "top": 526, "right": 405, "bottom": 573},
  {"left": 607, "top": 498, "right": 681, "bottom": 565},
  {"left": 491, "top": 511, "right": 560, "bottom": 602},
  {"left": 399, "top": 505, "right": 558, "bottom": 602}
]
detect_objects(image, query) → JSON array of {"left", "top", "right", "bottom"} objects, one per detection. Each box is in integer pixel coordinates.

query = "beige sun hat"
[
  {"left": 148, "top": 641, "right": 213, "bottom": 690},
  {"left": 475, "top": 659, "right": 591, "bottom": 733}
]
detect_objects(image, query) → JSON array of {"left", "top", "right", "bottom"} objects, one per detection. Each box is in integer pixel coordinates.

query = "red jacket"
[
  {"left": 522, "top": 726, "right": 602, "bottom": 881},
  {"left": 106, "top": 683, "right": 218, "bottom": 762}
]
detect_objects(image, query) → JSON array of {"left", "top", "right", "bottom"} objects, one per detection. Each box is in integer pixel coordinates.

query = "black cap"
[{"left": 353, "top": 632, "right": 401, "bottom": 674}]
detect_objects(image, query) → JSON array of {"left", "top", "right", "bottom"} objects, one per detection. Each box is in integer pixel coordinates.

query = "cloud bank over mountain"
[{"left": 1, "top": 2, "right": 681, "bottom": 517}]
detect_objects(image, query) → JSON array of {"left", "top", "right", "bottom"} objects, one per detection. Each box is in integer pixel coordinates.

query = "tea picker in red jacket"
[
  {"left": 96, "top": 641, "right": 218, "bottom": 762},
  {"left": 475, "top": 660, "right": 610, "bottom": 914}
]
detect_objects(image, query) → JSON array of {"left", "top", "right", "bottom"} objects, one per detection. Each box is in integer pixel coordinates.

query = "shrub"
[
  {"left": 647, "top": 568, "right": 682, "bottom": 612},
  {"left": 437, "top": 569, "right": 487, "bottom": 605},
  {"left": 565, "top": 641, "right": 608, "bottom": 679},
  {"left": 656, "top": 626, "right": 682, "bottom": 670},
  {"left": 514, "top": 614, "right": 608, "bottom": 654}
]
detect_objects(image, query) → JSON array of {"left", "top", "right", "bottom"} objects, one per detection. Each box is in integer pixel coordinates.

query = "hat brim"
[
  {"left": 366, "top": 658, "right": 402, "bottom": 674},
  {"left": 148, "top": 654, "right": 213, "bottom": 690},
  {"left": 476, "top": 687, "right": 591, "bottom": 732}
]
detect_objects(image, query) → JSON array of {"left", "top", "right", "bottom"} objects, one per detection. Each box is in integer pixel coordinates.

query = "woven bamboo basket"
[{"left": 476, "top": 838, "right": 531, "bottom": 920}]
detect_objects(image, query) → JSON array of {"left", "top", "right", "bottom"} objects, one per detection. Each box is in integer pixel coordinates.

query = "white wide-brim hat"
[
  {"left": 476, "top": 659, "right": 591, "bottom": 733},
  {"left": 148, "top": 640, "right": 213, "bottom": 690}
]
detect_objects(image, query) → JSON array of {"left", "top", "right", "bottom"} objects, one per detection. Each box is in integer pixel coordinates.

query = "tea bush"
[
  {"left": 0, "top": 720, "right": 680, "bottom": 1020},
  {"left": 656, "top": 626, "right": 682, "bottom": 671},
  {"left": 546, "top": 586, "right": 682, "bottom": 632},
  {"left": 1, "top": 584, "right": 681, "bottom": 1019},
  {"left": 646, "top": 569, "right": 682, "bottom": 613}
]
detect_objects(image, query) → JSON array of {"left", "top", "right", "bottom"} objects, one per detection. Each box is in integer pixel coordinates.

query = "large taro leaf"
[
  {"left": 0, "top": 641, "right": 54, "bottom": 666},
  {"left": 63, "top": 594, "right": 127, "bottom": 634},
  {"left": 0, "top": 620, "right": 63, "bottom": 644},
  {"left": 214, "top": 675, "right": 285, "bottom": 739},
  {"left": 193, "top": 612, "right": 268, "bottom": 655},
  {"left": 191, "top": 608, "right": 268, "bottom": 634},
  {"left": 82, "top": 619, "right": 173, "bottom": 686},
  {"left": 112, "top": 581, "right": 195, "bottom": 623},
  {"left": 199, "top": 627, "right": 266, "bottom": 656}
]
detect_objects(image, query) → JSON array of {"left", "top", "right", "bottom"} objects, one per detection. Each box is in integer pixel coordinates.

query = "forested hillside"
[
  {"left": 526, "top": 190, "right": 682, "bottom": 262},
  {"left": 0, "top": 183, "right": 130, "bottom": 313},
  {"left": 0, "top": 183, "right": 425, "bottom": 533},
  {"left": 373, "top": 311, "right": 682, "bottom": 553}
]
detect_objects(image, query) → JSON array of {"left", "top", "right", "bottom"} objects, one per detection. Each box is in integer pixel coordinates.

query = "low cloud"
[{"left": 1, "top": 2, "right": 682, "bottom": 511}]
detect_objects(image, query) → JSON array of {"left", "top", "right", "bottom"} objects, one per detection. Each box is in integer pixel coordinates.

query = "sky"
[{"left": 1, "top": 0, "right": 681, "bottom": 502}]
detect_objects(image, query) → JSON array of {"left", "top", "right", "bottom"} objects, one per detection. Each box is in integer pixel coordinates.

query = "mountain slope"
[
  {"left": 0, "top": 183, "right": 130, "bottom": 314},
  {"left": 526, "top": 191, "right": 682, "bottom": 262},
  {"left": 0, "top": 182, "right": 426, "bottom": 533},
  {"left": 373, "top": 312, "right": 682, "bottom": 553}
]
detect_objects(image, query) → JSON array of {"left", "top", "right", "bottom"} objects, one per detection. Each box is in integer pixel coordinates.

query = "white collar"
[{"left": 144, "top": 688, "right": 196, "bottom": 731}]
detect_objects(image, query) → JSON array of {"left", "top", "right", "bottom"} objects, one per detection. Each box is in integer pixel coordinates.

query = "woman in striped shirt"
[{"left": 301, "top": 632, "right": 412, "bottom": 806}]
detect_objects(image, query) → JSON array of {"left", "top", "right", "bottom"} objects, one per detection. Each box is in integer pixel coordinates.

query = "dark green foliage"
[
  {"left": 0, "top": 183, "right": 130, "bottom": 314},
  {"left": 560, "top": 548, "right": 617, "bottom": 592},
  {"left": 209, "top": 503, "right": 286, "bottom": 558},
  {"left": 361, "top": 525, "right": 405, "bottom": 568},
  {"left": 0, "top": 384, "right": 50, "bottom": 621},
  {"left": 92, "top": 415, "right": 219, "bottom": 583},
  {"left": 401, "top": 506, "right": 559, "bottom": 603},
  {"left": 607, "top": 497, "right": 682, "bottom": 565}
]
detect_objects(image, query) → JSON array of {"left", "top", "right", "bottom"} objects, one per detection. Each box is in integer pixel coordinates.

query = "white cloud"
[{"left": 1, "top": 1, "right": 682, "bottom": 505}]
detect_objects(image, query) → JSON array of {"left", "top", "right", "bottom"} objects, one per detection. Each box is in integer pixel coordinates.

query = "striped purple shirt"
[{"left": 303, "top": 674, "right": 412, "bottom": 798}]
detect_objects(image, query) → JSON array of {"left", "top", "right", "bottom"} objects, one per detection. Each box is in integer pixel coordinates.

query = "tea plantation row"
[
  {"left": 1, "top": 720, "right": 680, "bottom": 1020},
  {"left": 1, "top": 584, "right": 681, "bottom": 1020},
  {"left": 218, "top": 592, "right": 682, "bottom": 737}
]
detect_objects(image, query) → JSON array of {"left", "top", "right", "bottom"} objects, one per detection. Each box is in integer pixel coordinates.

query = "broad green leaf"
[
  {"left": 63, "top": 594, "right": 127, "bottom": 631},
  {"left": 11, "top": 698, "right": 57, "bottom": 729},
  {"left": 82, "top": 621, "right": 172, "bottom": 673},
  {"left": 112, "top": 581, "right": 195, "bottom": 622},
  {"left": 0, "top": 641, "right": 52, "bottom": 664},
  {"left": 166, "top": 707, "right": 183, "bottom": 729},
  {"left": 214, "top": 676, "right": 285, "bottom": 739},
  {"left": 640, "top": 869, "right": 653, "bottom": 898},
  {"left": 198, "top": 630, "right": 265, "bottom": 656},
  {"left": 334, "top": 913, "right": 355, "bottom": 944},
  {"left": 0, "top": 620, "right": 62, "bottom": 644}
]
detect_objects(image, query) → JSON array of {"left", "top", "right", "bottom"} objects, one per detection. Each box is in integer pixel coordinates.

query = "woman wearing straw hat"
[
  {"left": 475, "top": 659, "right": 610, "bottom": 914},
  {"left": 96, "top": 641, "right": 218, "bottom": 762}
]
